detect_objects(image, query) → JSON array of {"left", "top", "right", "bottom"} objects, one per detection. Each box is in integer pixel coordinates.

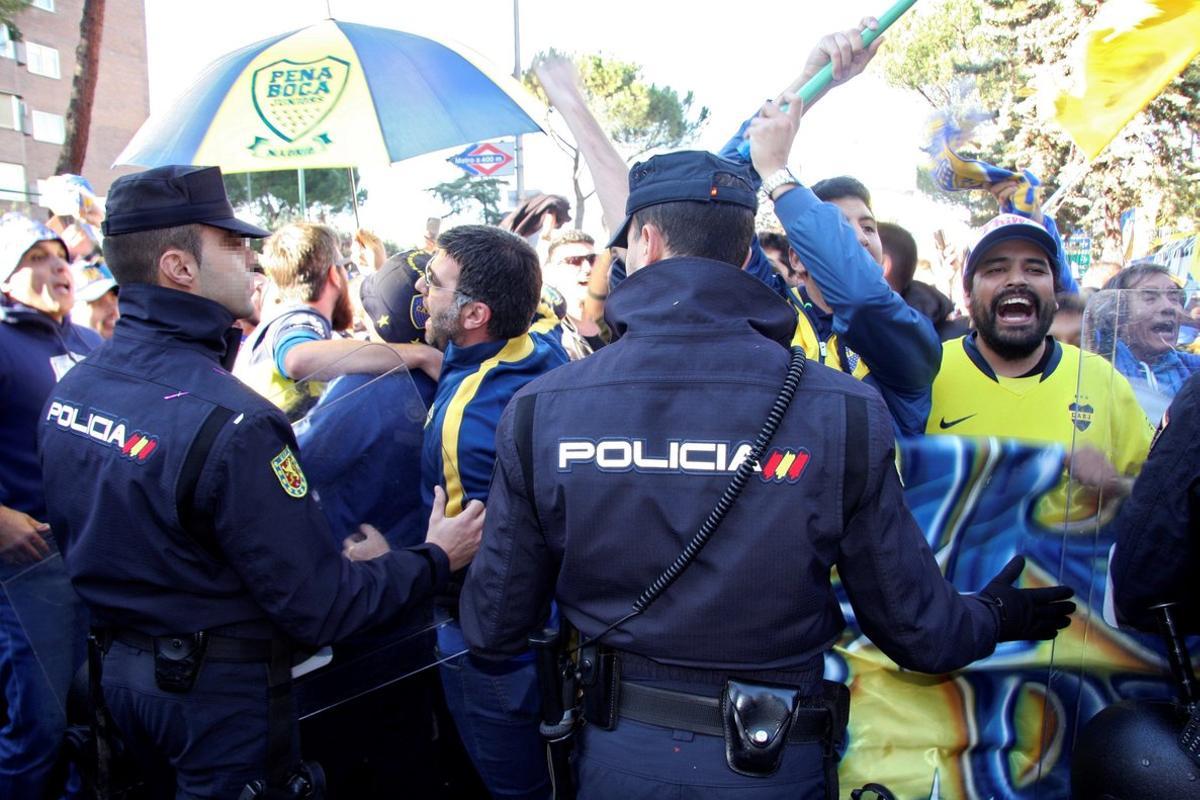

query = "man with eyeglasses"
[
  {"left": 540, "top": 229, "right": 609, "bottom": 358},
  {"left": 234, "top": 222, "right": 442, "bottom": 416},
  {"left": 544, "top": 229, "right": 596, "bottom": 311},
  {"left": 411, "top": 224, "right": 568, "bottom": 799}
]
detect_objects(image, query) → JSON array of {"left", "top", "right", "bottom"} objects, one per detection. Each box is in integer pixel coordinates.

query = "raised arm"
[{"left": 533, "top": 55, "right": 630, "bottom": 237}]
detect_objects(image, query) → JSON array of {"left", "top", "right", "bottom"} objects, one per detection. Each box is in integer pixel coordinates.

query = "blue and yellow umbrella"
[{"left": 116, "top": 19, "right": 544, "bottom": 171}]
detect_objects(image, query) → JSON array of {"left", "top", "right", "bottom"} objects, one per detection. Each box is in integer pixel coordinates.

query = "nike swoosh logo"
[{"left": 939, "top": 414, "right": 977, "bottom": 430}]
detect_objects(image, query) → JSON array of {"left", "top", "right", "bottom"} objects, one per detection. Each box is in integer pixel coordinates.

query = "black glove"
[{"left": 979, "top": 555, "right": 1076, "bottom": 642}]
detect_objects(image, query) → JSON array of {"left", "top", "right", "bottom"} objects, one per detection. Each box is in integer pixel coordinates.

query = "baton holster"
[
  {"left": 153, "top": 632, "right": 208, "bottom": 693},
  {"left": 721, "top": 679, "right": 802, "bottom": 777},
  {"left": 578, "top": 642, "right": 619, "bottom": 731}
]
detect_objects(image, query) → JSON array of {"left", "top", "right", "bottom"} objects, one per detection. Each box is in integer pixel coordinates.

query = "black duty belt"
[
  {"left": 617, "top": 681, "right": 834, "bottom": 743},
  {"left": 108, "top": 629, "right": 273, "bottom": 663}
]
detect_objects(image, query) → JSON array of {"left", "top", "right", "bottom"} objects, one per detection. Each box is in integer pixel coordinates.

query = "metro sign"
[{"left": 448, "top": 141, "right": 515, "bottom": 177}]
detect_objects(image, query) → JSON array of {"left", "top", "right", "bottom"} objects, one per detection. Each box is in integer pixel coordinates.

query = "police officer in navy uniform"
[
  {"left": 37, "top": 165, "right": 484, "bottom": 798},
  {"left": 459, "top": 98, "right": 1076, "bottom": 798}
]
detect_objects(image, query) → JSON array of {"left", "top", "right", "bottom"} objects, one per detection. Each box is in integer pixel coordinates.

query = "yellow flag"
[{"left": 1055, "top": 0, "right": 1200, "bottom": 160}]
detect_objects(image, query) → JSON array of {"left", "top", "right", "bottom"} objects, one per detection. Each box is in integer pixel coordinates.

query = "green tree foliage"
[
  {"left": 426, "top": 174, "right": 505, "bottom": 225},
  {"left": 223, "top": 168, "right": 364, "bottom": 230},
  {"left": 523, "top": 50, "right": 709, "bottom": 228},
  {"left": 879, "top": 0, "right": 1200, "bottom": 259}
]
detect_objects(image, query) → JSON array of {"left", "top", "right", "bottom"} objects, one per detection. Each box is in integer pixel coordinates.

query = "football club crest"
[
  {"left": 844, "top": 347, "right": 861, "bottom": 374},
  {"left": 270, "top": 446, "right": 308, "bottom": 498},
  {"left": 251, "top": 56, "right": 350, "bottom": 148},
  {"left": 1069, "top": 400, "right": 1094, "bottom": 432}
]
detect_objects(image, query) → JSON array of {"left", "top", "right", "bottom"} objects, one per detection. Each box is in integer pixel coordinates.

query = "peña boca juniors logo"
[{"left": 249, "top": 57, "right": 350, "bottom": 159}]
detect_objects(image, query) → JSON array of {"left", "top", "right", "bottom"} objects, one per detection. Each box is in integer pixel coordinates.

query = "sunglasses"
[{"left": 562, "top": 254, "right": 597, "bottom": 267}]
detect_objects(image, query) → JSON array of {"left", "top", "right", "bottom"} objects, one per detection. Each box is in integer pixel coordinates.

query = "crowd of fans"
[{"left": 0, "top": 17, "right": 1197, "bottom": 800}]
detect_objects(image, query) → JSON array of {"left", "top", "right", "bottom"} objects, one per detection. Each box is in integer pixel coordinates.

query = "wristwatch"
[{"left": 760, "top": 168, "right": 799, "bottom": 199}]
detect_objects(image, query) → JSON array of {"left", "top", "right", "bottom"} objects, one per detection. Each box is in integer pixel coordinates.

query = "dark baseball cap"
[
  {"left": 359, "top": 249, "right": 430, "bottom": 344},
  {"left": 607, "top": 151, "right": 758, "bottom": 249},
  {"left": 102, "top": 165, "right": 270, "bottom": 238},
  {"left": 964, "top": 213, "right": 1059, "bottom": 289}
]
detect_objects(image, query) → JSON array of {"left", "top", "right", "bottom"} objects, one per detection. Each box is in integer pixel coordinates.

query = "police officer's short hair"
[
  {"left": 102, "top": 224, "right": 203, "bottom": 286},
  {"left": 261, "top": 222, "right": 341, "bottom": 303},
  {"left": 628, "top": 173, "right": 756, "bottom": 268},
  {"left": 438, "top": 225, "right": 541, "bottom": 340},
  {"left": 812, "top": 175, "right": 872, "bottom": 209}
]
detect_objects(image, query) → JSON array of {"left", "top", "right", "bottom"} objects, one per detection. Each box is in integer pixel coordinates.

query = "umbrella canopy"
[{"left": 116, "top": 19, "right": 544, "bottom": 172}]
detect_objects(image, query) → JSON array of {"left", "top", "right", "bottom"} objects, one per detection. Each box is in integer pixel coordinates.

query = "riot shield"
[
  {"left": 1047, "top": 287, "right": 1197, "bottom": 796},
  {"left": 273, "top": 348, "right": 468, "bottom": 719},
  {"left": 0, "top": 537, "right": 88, "bottom": 718}
]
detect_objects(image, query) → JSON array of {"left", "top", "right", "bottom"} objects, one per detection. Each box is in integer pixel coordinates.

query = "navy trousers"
[
  {"left": 576, "top": 717, "right": 830, "bottom": 800},
  {"left": 101, "top": 640, "right": 298, "bottom": 800}
]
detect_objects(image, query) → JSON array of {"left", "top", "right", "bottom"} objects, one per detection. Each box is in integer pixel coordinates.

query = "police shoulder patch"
[{"left": 270, "top": 446, "right": 308, "bottom": 498}]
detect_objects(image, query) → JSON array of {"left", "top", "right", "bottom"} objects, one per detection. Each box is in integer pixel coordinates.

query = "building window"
[
  {"left": 31, "top": 110, "right": 64, "bottom": 143},
  {"left": 0, "top": 161, "right": 27, "bottom": 202},
  {"left": 30, "top": 0, "right": 55, "bottom": 10},
  {"left": 0, "top": 94, "right": 19, "bottom": 130},
  {"left": 25, "top": 42, "right": 60, "bottom": 79},
  {"left": 0, "top": 26, "right": 14, "bottom": 60}
]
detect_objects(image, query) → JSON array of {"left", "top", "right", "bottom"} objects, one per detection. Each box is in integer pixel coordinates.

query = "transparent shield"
[
  {"left": 0, "top": 538, "right": 88, "bottom": 717},
  {"left": 1048, "top": 287, "right": 1196, "bottom": 794},
  {"left": 282, "top": 347, "right": 468, "bottom": 717},
  {"left": 264, "top": 341, "right": 427, "bottom": 425}
]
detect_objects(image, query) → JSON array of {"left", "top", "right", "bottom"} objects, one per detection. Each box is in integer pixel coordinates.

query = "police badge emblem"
[{"left": 271, "top": 446, "right": 308, "bottom": 498}]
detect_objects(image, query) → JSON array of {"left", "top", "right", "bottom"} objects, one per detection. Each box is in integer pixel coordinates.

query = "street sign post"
[{"left": 448, "top": 141, "right": 516, "bottom": 177}]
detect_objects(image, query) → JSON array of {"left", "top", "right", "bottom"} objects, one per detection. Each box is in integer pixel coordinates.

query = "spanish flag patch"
[{"left": 270, "top": 446, "right": 308, "bottom": 498}]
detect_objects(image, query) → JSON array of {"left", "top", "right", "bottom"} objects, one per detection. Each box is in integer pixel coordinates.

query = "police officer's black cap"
[
  {"left": 102, "top": 165, "right": 270, "bottom": 238},
  {"left": 607, "top": 151, "right": 758, "bottom": 249}
]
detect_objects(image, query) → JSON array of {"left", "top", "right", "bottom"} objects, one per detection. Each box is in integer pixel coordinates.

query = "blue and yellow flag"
[
  {"left": 922, "top": 110, "right": 1043, "bottom": 216},
  {"left": 1055, "top": 0, "right": 1200, "bottom": 160}
]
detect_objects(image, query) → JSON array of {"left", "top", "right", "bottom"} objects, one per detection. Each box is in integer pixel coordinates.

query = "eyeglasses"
[
  {"left": 562, "top": 254, "right": 597, "bottom": 267},
  {"left": 422, "top": 262, "right": 455, "bottom": 292}
]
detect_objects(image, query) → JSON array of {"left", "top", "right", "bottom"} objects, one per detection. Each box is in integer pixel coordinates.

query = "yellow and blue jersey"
[
  {"left": 787, "top": 288, "right": 870, "bottom": 380},
  {"left": 929, "top": 333, "right": 1152, "bottom": 526},
  {"left": 233, "top": 303, "right": 329, "bottom": 416},
  {"left": 422, "top": 331, "right": 567, "bottom": 518}
]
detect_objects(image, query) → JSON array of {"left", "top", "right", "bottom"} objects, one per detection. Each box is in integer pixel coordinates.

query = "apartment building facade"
[{"left": 0, "top": 0, "right": 148, "bottom": 210}]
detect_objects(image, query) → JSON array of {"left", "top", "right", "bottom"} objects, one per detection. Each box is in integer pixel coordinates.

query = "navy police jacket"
[
  {"left": 38, "top": 285, "right": 449, "bottom": 644},
  {"left": 461, "top": 258, "right": 999, "bottom": 681}
]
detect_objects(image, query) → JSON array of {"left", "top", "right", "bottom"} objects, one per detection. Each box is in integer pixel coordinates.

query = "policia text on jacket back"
[
  {"left": 37, "top": 165, "right": 484, "bottom": 799},
  {"left": 459, "top": 86, "right": 1077, "bottom": 798}
]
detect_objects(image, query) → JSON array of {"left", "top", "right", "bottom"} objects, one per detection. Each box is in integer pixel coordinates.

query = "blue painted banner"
[{"left": 835, "top": 436, "right": 1177, "bottom": 799}]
